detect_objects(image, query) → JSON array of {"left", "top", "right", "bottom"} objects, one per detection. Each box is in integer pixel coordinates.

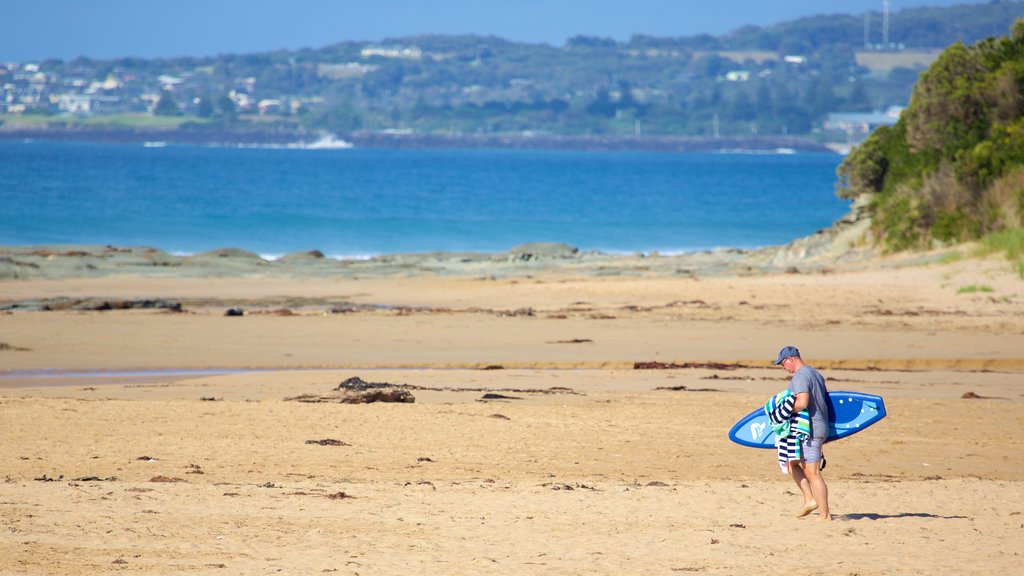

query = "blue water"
[{"left": 0, "top": 141, "right": 849, "bottom": 257}]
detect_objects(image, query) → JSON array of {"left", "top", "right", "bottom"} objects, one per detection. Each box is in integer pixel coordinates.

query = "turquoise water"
[{"left": 0, "top": 141, "right": 849, "bottom": 258}]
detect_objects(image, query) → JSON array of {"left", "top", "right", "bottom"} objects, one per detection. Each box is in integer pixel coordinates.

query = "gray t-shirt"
[{"left": 788, "top": 365, "right": 830, "bottom": 439}]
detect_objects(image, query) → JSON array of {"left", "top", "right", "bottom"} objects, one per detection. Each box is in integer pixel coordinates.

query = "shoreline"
[
  {"left": 0, "top": 211, "right": 881, "bottom": 282},
  {"left": 0, "top": 125, "right": 837, "bottom": 153}
]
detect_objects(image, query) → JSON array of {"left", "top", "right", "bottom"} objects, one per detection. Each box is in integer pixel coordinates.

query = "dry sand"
[{"left": 1, "top": 248, "right": 1022, "bottom": 574}]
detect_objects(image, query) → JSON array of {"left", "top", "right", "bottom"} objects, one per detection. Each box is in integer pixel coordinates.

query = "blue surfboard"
[{"left": 728, "top": 391, "right": 886, "bottom": 449}]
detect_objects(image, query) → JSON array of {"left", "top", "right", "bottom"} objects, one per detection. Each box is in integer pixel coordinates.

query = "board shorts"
[{"left": 800, "top": 437, "right": 824, "bottom": 463}]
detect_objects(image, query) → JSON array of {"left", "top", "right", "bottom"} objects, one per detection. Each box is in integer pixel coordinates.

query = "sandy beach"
[{"left": 1, "top": 244, "right": 1022, "bottom": 574}]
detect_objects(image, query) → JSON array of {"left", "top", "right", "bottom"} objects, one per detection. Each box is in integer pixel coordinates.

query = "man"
[{"left": 773, "top": 345, "right": 831, "bottom": 521}]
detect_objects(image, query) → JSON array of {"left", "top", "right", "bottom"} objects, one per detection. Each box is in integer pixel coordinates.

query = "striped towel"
[{"left": 764, "top": 390, "right": 811, "bottom": 473}]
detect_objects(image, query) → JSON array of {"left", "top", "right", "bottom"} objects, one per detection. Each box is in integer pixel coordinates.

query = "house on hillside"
[
  {"left": 824, "top": 106, "right": 904, "bottom": 146},
  {"left": 825, "top": 107, "right": 903, "bottom": 136}
]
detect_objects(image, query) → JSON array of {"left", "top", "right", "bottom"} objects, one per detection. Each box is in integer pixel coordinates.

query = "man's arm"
[{"left": 793, "top": 391, "right": 810, "bottom": 412}]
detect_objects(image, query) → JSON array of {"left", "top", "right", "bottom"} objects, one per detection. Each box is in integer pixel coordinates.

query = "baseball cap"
[{"left": 772, "top": 345, "right": 800, "bottom": 365}]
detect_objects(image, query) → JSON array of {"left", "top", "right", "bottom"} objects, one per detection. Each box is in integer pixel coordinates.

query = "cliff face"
[{"left": 761, "top": 195, "right": 877, "bottom": 267}]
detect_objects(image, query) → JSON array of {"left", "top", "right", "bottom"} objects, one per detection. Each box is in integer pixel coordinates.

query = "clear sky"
[{"left": 1, "top": 0, "right": 995, "bottom": 62}]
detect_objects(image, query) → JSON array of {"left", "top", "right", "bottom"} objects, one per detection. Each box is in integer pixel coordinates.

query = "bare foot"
[
  {"left": 814, "top": 514, "right": 832, "bottom": 522},
  {"left": 797, "top": 502, "right": 818, "bottom": 517}
]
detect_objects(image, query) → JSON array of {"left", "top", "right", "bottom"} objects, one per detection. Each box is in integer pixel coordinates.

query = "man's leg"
[
  {"left": 788, "top": 460, "right": 817, "bottom": 517},
  {"left": 801, "top": 438, "right": 831, "bottom": 521}
]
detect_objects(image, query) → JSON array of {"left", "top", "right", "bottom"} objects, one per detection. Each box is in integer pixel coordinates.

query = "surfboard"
[{"left": 728, "top": 391, "right": 886, "bottom": 449}]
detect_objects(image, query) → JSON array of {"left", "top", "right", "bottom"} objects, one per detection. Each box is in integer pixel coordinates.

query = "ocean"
[{"left": 0, "top": 140, "right": 850, "bottom": 258}]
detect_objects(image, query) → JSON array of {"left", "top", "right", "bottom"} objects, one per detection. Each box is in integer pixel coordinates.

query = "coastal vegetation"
[
  {"left": 976, "top": 228, "right": 1024, "bottom": 276},
  {"left": 837, "top": 19, "right": 1024, "bottom": 257},
  {"left": 956, "top": 284, "right": 995, "bottom": 294}
]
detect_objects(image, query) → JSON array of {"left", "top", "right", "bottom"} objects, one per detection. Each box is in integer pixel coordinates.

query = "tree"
[
  {"left": 217, "top": 94, "right": 237, "bottom": 116},
  {"left": 586, "top": 89, "right": 616, "bottom": 117},
  {"left": 755, "top": 82, "right": 773, "bottom": 119},
  {"left": 729, "top": 89, "right": 755, "bottom": 121},
  {"left": 197, "top": 94, "right": 215, "bottom": 117},
  {"left": 845, "top": 79, "right": 873, "bottom": 112},
  {"left": 153, "top": 91, "right": 181, "bottom": 116}
]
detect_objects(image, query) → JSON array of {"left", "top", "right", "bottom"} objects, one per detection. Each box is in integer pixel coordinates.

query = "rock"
[
  {"left": 190, "top": 247, "right": 265, "bottom": 261},
  {"left": 508, "top": 242, "right": 579, "bottom": 261},
  {"left": 276, "top": 250, "right": 326, "bottom": 263},
  {"left": 225, "top": 308, "right": 244, "bottom": 316}
]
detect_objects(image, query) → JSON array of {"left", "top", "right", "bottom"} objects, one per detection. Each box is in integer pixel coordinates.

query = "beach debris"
[
  {"left": 287, "top": 377, "right": 580, "bottom": 402},
  {"left": 654, "top": 385, "right": 723, "bottom": 392},
  {"left": 730, "top": 524, "right": 746, "bottom": 529},
  {"left": 186, "top": 464, "right": 204, "bottom": 474},
  {"left": 479, "top": 393, "right": 522, "bottom": 401},
  {"left": 33, "top": 474, "right": 63, "bottom": 482},
  {"left": 326, "top": 491, "right": 354, "bottom": 500},
  {"left": 0, "top": 342, "right": 31, "bottom": 351},
  {"left": 258, "top": 482, "right": 278, "bottom": 488},
  {"left": 500, "top": 307, "right": 535, "bottom": 317},
  {"left": 645, "top": 481, "right": 670, "bottom": 487},
  {"left": 71, "top": 476, "right": 118, "bottom": 482},
  {"left": 636, "top": 361, "right": 748, "bottom": 370},
  {"left": 543, "top": 482, "right": 598, "bottom": 491},
  {"left": 961, "top": 391, "right": 1002, "bottom": 399},
  {"left": 200, "top": 396, "right": 221, "bottom": 401},
  {"left": 549, "top": 338, "right": 593, "bottom": 344},
  {"left": 149, "top": 475, "right": 185, "bottom": 483},
  {"left": 136, "top": 456, "right": 158, "bottom": 461},
  {"left": 285, "top": 376, "right": 416, "bottom": 404},
  {"left": 481, "top": 365, "right": 505, "bottom": 370},
  {"left": 417, "top": 457, "right": 435, "bottom": 463},
  {"left": 0, "top": 297, "right": 183, "bottom": 312},
  {"left": 224, "top": 308, "right": 244, "bottom": 316},
  {"left": 305, "top": 439, "right": 352, "bottom": 446},
  {"left": 489, "top": 413, "right": 511, "bottom": 420}
]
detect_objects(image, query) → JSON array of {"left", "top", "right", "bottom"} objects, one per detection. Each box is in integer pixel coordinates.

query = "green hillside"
[
  {"left": 837, "top": 19, "right": 1024, "bottom": 258},
  {"left": 2, "top": 2, "right": 1021, "bottom": 140}
]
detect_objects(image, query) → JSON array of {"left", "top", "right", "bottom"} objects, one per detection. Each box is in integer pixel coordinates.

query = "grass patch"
[
  {"left": 975, "top": 228, "right": 1024, "bottom": 278},
  {"left": 938, "top": 251, "right": 964, "bottom": 264},
  {"left": 1, "top": 113, "right": 213, "bottom": 129},
  {"left": 956, "top": 284, "right": 994, "bottom": 294},
  {"left": 976, "top": 228, "right": 1024, "bottom": 260},
  {"left": 78, "top": 114, "right": 211, "bottom": 128}
]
